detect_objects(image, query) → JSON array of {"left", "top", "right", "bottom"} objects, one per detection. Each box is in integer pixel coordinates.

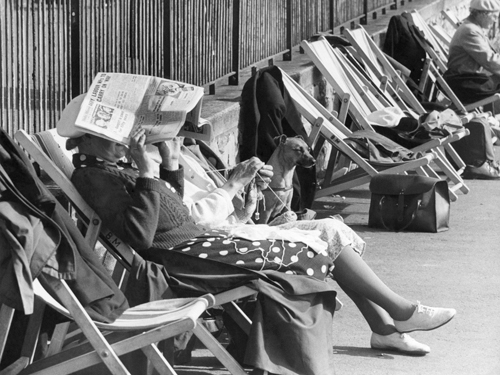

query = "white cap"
[
  {"left": 470, "top": 0, "right": 500, "bottom": 11},
  {"left": 56, "top": 94, "right": 87, "bottom": 138}
]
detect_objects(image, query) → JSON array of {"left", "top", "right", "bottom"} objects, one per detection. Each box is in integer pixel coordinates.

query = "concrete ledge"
[{"left": 201, "top": 0, "right": 468, "bottom": 167}]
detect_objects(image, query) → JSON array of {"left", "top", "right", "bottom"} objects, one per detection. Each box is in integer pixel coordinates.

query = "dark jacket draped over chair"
[{"left": 239, "top": 66, "right": 317, "bottom": 211}]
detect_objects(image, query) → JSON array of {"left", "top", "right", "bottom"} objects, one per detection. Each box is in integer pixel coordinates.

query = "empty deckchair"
[
  {"left": 343, "top": 26, "right": 428, "bottom": 114},
  {"left": 428, "top": 23, "right": 452, "bottom": 51},
  {"left": 301, "top": 37, "right": 470, "bottom": 200},
  {"left": 14, "top": 129, "right": 254, "bottom": 375},
  {"left": 279, "top": 68, "right": 435, "bottom": 199}
]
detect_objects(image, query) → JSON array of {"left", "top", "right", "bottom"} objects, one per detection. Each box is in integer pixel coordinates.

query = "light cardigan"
[
  {"left": 447, "top": 18, "right": 500, "bottom": 76},
  {"left": 180, "top": 150, "right": 239, "bottom": 227}
]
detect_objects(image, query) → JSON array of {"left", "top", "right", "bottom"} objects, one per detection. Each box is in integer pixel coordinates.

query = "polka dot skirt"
[{"left": 170, "top": 229, "right": 334, "bottom": 280}]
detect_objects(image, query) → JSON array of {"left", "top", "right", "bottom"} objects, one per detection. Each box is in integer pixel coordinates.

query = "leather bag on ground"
[{"left": 368, "top": 174, "right": 450, "bottom": 232}]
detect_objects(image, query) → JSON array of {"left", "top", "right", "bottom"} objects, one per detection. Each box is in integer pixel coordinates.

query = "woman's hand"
[
  {"left": 255, "top": 164, "right": 273, "bottom": 191},
  {"left": 222, "top": 157, "right": 271, "bottom": 197},
  {"left": 129, "top": 128, "right": 157, "bottom": 178},
  {"left": 156, "top": 136, "right": 184, "bottom": 170}
]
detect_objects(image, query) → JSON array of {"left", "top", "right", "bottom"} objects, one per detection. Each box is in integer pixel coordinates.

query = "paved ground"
[{"left": 174, "top": 148, "right": 500, "bottom": 375}]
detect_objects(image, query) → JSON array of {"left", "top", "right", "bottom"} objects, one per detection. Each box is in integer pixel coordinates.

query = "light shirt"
[{"left": 447, "top": 18, "right": 500, "bottom": 76}]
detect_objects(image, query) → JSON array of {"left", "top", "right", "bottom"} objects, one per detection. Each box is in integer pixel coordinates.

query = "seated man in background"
[
  {"left": 443, "top": 0, "right": 500, "bottom": 179},
  {"left": 445, "top": 0, "right": 500, "bottom": 105}
]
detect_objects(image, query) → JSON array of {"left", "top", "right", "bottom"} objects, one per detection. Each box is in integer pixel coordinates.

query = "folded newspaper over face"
[{"left": 75, "top": 72, "right": 212, "bottom": 145}]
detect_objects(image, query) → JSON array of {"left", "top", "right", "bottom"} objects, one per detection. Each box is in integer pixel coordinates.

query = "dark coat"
[
  {"left": 0, "top": 129, "right": 128, "bottom": 322},
  {"left": 239, "top": 66, "right": 317, "bottom": 210},
  {"left": 383, "top": 14, "right": 427, "bottom": 85}
]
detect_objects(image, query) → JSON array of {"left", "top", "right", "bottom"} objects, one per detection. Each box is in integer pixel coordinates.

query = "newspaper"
[{"left": 75, "top": 72, "right": 212, "bottom": 144}]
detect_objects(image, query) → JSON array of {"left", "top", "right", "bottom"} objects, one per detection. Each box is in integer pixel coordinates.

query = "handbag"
[{"left": 368, "top": 174, "right": 450, "bottom": 232}]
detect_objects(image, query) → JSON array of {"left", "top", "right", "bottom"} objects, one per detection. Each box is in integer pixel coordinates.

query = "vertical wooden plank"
[
  {"left": 164, "top": 0, "right": 171, "bottom": 79},
  {"left": 0, "top": 2, "right": 4, "bottom": 130},
  {"left": 229, "top": 0, "right": 240, "bottom": 85},
  {"left": 284, "top": 0, "right": 292, "bottom": 60},
  {"left": 70, "top": 0, "right": 80, "bottom": 97},
  {"left": 20, "top": 0, "right": 26, "bottom": 132}
]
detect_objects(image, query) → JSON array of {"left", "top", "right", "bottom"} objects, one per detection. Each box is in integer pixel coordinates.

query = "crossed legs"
[
  {"left": 332, "top": 244, "right": 415, "bottom": 334},
  {"left": 331, "top": 244, "right": 455, "bottom": 354}
]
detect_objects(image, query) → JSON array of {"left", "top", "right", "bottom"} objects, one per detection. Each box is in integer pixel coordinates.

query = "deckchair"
[
  {"left": 301, "top": 37, "right": 470, "bottom": 200},
  {"left": 14, "top": 129, "right": 254, "bottom": 375},
  {"left": 279, "top": 68, "right": 435, "bottom": 199},
  {"left": 428, "top": 23, "right": 452, "bottom": 51},
  {"left": 343, "top": 26, "right": 428, "bottom": 114},
  {"left": 344, "top": 25, "right": 500, "bottom": 115}
]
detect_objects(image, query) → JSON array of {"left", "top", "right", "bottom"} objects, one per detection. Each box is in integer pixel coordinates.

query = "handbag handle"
[{"left": 379, "top": 194, "right": 422, "bottom": 231}]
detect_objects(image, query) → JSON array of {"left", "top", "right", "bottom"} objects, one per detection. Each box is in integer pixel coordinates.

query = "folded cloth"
[
  {"left": 346, "top": 130, "right": 423, "bottom": 162},
  {"left": 419, "top": 109, "right": 463, "bottom": 134},
  {"left": 367, "top": 107, "right": 406, "bottom": 127}
]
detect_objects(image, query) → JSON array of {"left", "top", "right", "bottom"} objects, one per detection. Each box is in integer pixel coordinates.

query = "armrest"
[{"left": 464, "top": 94, "right": 500, "bottom": 112}]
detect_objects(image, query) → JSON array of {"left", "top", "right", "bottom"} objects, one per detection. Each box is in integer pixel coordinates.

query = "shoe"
[
  {"left": 463, "top": 160, "right": 500, "bottom": 180},
  {"left": 370, "top": 332, "right": 430, "bottom": 356},
  {"left": 394, "top": 302, "right": 456, "bottom": 333}
]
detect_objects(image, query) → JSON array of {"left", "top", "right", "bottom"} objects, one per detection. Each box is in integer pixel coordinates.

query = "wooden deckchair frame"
[
  {"left": 343, "top": 26, "right": 428, "bottom": 114},
  {"left": 441, "top": 9, "right": 461, "bottom": 29}
]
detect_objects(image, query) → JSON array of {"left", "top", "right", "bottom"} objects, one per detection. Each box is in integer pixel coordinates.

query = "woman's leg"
[
  {"left": 336, "top": 280, "right": 398, "bottom": 335},
  {"left": 337, "top": 273, "right": 432, "bottom": 355},
  {"left": 332, "top": 245, "right": 415, "bottom": 321}
]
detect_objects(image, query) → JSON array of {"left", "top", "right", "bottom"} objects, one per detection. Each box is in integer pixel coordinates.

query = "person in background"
[
  {"left": 444, "top": 0, "right": 500, "bottom": 178},
  {"left": 445, "top": 0, "right": 500, "bottom": 101}
]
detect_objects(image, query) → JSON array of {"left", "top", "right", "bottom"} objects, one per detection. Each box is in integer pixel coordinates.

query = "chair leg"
[
  {"left": 141, "top": 344, "right": 177, "bottom": 375},
  {"left": 192, "top": 323, "right": 248, "bottom": 375},
  {"left": 45, "top": 322, "right": 71, "bottom": 357},
  {"left": 0, "top": 304, "right": 15, "bottom": 361},
  {"left": 0, "top": 299, "right": 45, "bottom": 375}
]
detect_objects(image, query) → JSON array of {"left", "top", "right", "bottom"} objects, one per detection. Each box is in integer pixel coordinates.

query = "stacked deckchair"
[
  {"left": 301, "top": 36, "right": 470, "bottom": 201},
  {"left": 343, "top": 25, "right": 500, "bottom": 116},
  {"left": 343, "top": 24, "right": 500, "bottom": 163},
  {"left": 278, "top": 68, "right": 435, "bottom": 199}
]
